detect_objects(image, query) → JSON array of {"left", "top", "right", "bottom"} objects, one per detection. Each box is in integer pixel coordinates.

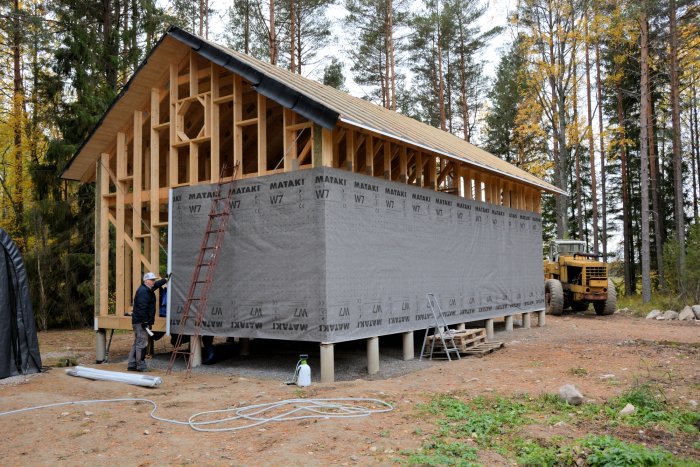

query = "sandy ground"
[{"left": 1, "top": 312, "right": 698, "bottom": 466}]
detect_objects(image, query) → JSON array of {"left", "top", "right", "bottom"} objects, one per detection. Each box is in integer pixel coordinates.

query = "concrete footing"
[
  {"left": 402, "top": 331, "right": 414, "bottom": 360},
  {"left": 522, "top": 313, "right": 531, "bottom": 329},
  {"left": 456, "top": 323, "right": 466, "bottom": 331},
  {"left": 538, "top": 310, "right": 546, "bottom": 327},
  {"left": 485, "top": 319, "right": 494, "bottom": 340},
  {"left": 505, "top": 315, "right": 514, "bottom": 332},
  {"left": 191, "top": 335, "right": 202, "bottom": 367},
  {"left": 320, "top": 343, "right": 334, "bottom": 383},
  {"left": 96, "top": 330, "right": 106, "bottom": 363},
  {"left": 367, "top": 336, "right": 379, "bottom": 375}
]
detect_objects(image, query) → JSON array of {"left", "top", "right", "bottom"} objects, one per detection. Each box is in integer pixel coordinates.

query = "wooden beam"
[
  {"left": 233, "top": 74, "right": 243, "bottom": 175},
  {"left": 169, "top": 64, "right": 178, "bottom": 186},
  {"left": 399, "top": 145, "right": 407, "bottom": 183},
  {"left": 283, "top": 108, "right": 297, "bottom": 172},
  {"left": 346, "top": 129, "right": 355, "bottom": 171},
  {"left": 116, "top": 132, "right": 126, "bottom": 314},
  {"left": 415, "top": 152, "right": 423, "bottom": 186},
  {"left": 383, "top": 141, "right": 391, "bottom": 179},
  {"left": 189, "top": 50, "right": 198, "bottom": 97},
  {"left": 258, "top": 94, "right": 267, "bottom": 176},
  {"left": 150, "top": 88, "right": 161, "bottom": 276},
  {"left": 189, "top": 141, "right": 198, "bottom": 184},
  {"left": 98, "top": 154, "right": 110, "bottom": 316},
  {"left": 365, "top": 135, "right": 373, "bottom": 176},
  {"left": 132, "top": 110, "right": 143, "bottom": 294},
  {"left": 211, "top": 65, "right": 220, "bottom": 182}
]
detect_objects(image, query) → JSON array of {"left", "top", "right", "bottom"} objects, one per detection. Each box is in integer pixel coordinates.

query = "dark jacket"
[{"left": 132, "top": 279, "right": 167, "bottom": 325}]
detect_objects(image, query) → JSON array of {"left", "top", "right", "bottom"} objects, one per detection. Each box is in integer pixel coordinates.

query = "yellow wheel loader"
[{"left": 543, "top": 240, "right": 616, "bottom": 316}]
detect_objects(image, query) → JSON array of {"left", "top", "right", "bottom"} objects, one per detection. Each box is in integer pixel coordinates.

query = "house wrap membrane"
[{"left": 169, "top": 167, "right": 544, "bottom": 343}]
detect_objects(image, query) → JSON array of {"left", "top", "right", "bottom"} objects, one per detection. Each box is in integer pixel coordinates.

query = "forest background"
[{"left": 0, "top": 0, "right": 698, "bottom": 330}]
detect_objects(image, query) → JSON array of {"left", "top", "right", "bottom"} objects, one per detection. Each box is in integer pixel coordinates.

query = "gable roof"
[{"left": 62, "top": 26, "right": 563, "bottom": 195}]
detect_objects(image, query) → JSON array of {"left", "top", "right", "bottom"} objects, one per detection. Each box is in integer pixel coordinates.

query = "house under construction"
[{"left": 62, "top": 26, "right": 562, "bottom": 382}]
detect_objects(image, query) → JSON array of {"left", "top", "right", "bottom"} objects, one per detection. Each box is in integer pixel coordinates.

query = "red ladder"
[{"left": 167, "top": 163, "right": 239, "bottom": 376}]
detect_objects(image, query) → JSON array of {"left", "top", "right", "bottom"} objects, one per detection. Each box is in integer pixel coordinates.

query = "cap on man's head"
[{"left": 143, "top": 272, "right": 157, "bottom": 281}]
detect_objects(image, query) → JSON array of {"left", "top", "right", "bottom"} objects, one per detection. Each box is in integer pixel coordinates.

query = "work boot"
[{"left": 127, "top": 366, "right": 137, "bottom": 371}]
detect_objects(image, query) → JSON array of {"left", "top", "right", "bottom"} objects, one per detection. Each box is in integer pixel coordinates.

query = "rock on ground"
[
  {"left": 619, "top": 403, "right": 636, "bottom": 416},
  {"left": 658, "top": 310, "right": 679, "bottom": 320},
  {"left": 692, "top": 305, "right": 700, "bottom": 320},
  {"left": 678, "top": 307, "right": 695, "bottom": 321},
  {"left": 558, "top": 384, "right": 584, "bottom": 406},
  {"left": 646, "top": 310, "right": 662, "bottom": 320}
]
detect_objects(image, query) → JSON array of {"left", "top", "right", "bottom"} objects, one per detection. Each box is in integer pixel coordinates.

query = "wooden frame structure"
[{"left": 63, "top": 27, "right": 557, "bottom": 341}]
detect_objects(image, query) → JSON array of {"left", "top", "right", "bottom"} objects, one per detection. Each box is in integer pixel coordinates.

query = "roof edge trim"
[
  {"left": 339, "top": 116, "right": 566, "bottom": 195},
  {"left": 167, "top": 26, "right": 339, "bottom": 130}
]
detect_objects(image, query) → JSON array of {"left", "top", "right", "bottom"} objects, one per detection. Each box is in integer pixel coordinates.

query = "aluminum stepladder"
[
  {"left": 419, "top": 293, "right": 461, "bottom": 361},
  {"left": 167, "top": 162, "right": 239, "bottom": 376}
]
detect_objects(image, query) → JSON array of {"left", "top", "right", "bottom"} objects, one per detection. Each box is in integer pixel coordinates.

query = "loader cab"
[{"left": 549, "top": 240, "right": 586, "bottom": 262}]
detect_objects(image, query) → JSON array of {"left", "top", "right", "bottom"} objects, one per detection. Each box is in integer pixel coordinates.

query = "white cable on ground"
[{"left": 0, "top": 397, "right": 393, "bottom": 432}]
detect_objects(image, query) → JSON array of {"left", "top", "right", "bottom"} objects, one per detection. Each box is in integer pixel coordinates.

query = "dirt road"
[{"left": 1, "top": 312, "right": 698, "bottom": 465}]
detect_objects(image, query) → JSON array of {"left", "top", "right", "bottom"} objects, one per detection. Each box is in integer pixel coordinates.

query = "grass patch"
[
  {"left": 569, "top": 367, "right": 589, "bottom": 377},
  {"left": 405, "top": 390, "right": 699, "bottom": 466},
  {"left": 607, "top": 385, "right": 700, "bottom": 434},
  {"left": 616, "top": 293, "right": 690, "bottom": 317},
  {"left": 402, "top": 438, "right": 479, "bottom": 466},
  {"left": 582, "top": 435, "right": 694, "bottom": 466}
]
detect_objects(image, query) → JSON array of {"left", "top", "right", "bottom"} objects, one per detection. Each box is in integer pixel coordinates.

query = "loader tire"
[
  {"left": 545, "top": 279, "right": 564, "bottom": 316},
  {"left": 594, "top": 279, "right": 617, "bottom": 316}
]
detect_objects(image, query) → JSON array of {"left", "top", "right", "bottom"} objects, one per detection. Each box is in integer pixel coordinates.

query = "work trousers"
[{"left": 127, "top": 324, "right": 149, "bottom": 370}]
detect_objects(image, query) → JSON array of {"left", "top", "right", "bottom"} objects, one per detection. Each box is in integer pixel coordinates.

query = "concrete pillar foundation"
[
  {"left": 402, "top": 331, "right": 414, "bottom": 360},
  {"left": 191, "top": 335, "right": 202, "bottom": 367},
  {"left": 96, "top": 329, "right": 106, "bottom": 363},
  {"left": 538, "top": 310, "right": 546, "bottom": 327},
  {"left": 367, "top": 336, "right": 379, "bottom": 375},
  {"left": 485, "top": 319, "right": 494, "bottom": 340},
  {"left": 505, "top": 315, "right": 514, "bottom": 332},
  {"left": 522, "top": 313, "right": 531, "bottom": 329},
  {"left": 320, "top": 343, "right": 335, "bottom": 383}
]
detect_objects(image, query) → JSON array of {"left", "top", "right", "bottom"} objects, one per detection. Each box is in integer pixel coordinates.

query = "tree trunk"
[
  {"left": 585, "top": 15, "right": 598, "bottom": 254},
  {"left": 616, "top": 82, "right": 632, "bottom": 295},
  {"left": 458, "top": 18, "right": 469, "bottom": 142},
  {"left": 437, "top": 25, "right": 446, "bottom": 131},
  {"left": 692, "top": 81, "right": 700, "bottom": 218},
  {"left": 290, "top": 0, "right": 295, "bottom": 72},
  {"left": 639, "top": 13, "right": 652, "bottom": 303},
  {"left": 647, "top": 76, "right": 664, "bottom": 289},
  {"left": 388, "top": 0, "right": 396, "bottom": 111},
  {"left": 595, "top": 40, "right": 607, "bottom": 258},
  {"left": 269, "top": 0, "right": 277, "bottom": 65},
  {"left": 12, "top": 0, "right": 24, "bottom": 242},
  {"left": 572, "top": 45, "right": 583, "bottom": 240},
  {"left": 669, "top": 0, "right": 685, "bottom": 293}
]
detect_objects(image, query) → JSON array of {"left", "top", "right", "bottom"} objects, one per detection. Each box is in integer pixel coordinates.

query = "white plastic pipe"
[{"left": 66, "top": 366, "right": 162, "bottom": 387}]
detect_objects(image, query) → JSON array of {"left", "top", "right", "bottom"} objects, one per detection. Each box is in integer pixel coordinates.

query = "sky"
[{"left": 202, "top": 0, "right": 517, "bottom": 93}]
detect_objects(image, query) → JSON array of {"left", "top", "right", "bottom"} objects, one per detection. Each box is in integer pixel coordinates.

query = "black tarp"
[{"left": 0, "top": 228, "right": 41, "bottom": 379}]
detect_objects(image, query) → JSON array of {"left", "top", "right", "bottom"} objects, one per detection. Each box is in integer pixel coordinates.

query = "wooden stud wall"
[{"left": 95, "top": 51, "right": 543, "bottom": 329}]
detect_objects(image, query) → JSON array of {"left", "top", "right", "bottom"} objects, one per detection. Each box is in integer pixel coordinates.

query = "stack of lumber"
[{"left": 428, "top": 328, "right": 504, "bottom": 357}]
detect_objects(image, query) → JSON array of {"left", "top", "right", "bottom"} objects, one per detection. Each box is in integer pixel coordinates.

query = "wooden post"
[
  {"left": 116, "top": 132, "right": 126, "bottom": 314},
  {"left": 399, "top": 145, "right": 408, "bottom": 183},
  {"left": 150, "top": 89, "right": 161, "bottom": 274},
  {"left": 169, "top": 64, "right": 178, "bottom": 186},
  {"left": 383, "top": 141, "right": 391, "bottom": 179},
  {"left": 258, "top": 94, "right": 267, "bottom": 175},
  {"left": 132, "top": 110, "right": 143, "bottom": 286},
  {"left": 233, "top": 75, "right": 243, "bottom": 174},
  {"left": 211, "top": 65, "right": 220, "bottom": 182},
  {"left": 98, "top": 154, "right": 109, "bottom": 316},
  {"left": 346, "top": 129, "right": 355, "bottom": 171}
]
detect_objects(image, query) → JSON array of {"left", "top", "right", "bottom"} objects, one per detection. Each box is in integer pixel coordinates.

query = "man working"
[{"left": 128, "top": 272, "right": 169, "bottom": 371}]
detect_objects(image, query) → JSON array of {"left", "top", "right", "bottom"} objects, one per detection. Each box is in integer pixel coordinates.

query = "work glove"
[{"left": 166, "top": 272, "right": 172, "bottom": 281}]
